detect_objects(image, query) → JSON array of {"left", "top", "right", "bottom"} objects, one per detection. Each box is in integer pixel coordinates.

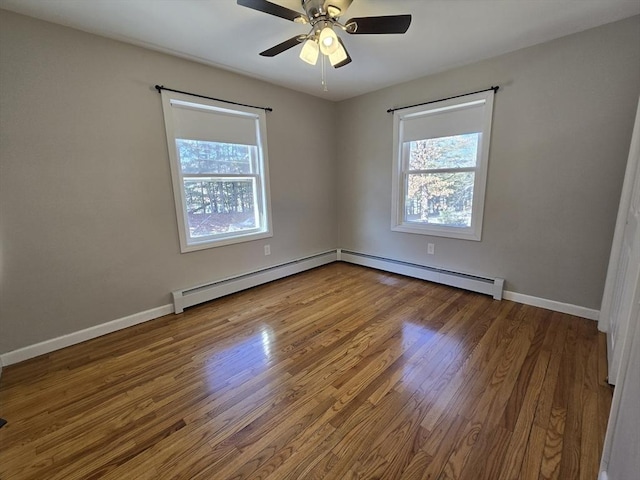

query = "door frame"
[{"left": 599, "top": 97, "right": 640, "bottom": 384}]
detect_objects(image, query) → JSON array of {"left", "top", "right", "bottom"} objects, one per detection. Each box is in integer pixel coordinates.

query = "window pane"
[
  {"left": 408, "top": 133, "right": 479, "bottom": 170},
  {"left": 177, "top": 140, "right": 253, "bottom": 174},
  {"left": 405, "top": 172, "right": 475, "bottom": 227},
  {"left": 183, "top": 179, "right": 257, "bottom": 238}
]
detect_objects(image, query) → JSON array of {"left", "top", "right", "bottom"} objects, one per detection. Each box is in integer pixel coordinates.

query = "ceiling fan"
[{"left": 237, "top": 0, "right": 412, "bottom": 68}]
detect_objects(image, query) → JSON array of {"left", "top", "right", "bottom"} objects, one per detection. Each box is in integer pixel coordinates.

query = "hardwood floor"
[{"left": 0, "top": 263, "right": 612, "bottom": 479}]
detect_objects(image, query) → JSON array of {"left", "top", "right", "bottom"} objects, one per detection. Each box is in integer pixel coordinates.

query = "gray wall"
[
  {"left": 0, "top": 11, "right": 338, "bottom": 354},
  {"left": 1, "top": 10, "right": 639, "bottom": 355},
  {"left": 336, "top": 16, "right": 640, "bottom": 310}
]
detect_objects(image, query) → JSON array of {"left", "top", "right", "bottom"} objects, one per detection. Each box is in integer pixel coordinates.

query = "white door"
[
  {"left": 607, "top": 161, "right": 640, "bottom": 383},
  {"left": 600, "top": 98, "right": 640, "bottom": 384},
  {"left": 599, "top": 272, "right": 640, "bottom": 480},
  {"left": 598, "top": 98, "right": 640, "bottom": 480}
]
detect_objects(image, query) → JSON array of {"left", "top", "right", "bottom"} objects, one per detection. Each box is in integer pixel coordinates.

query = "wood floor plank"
[
  {"left": 420, "top": 300, "right": 518, "bottom": 432},
  {"left": 497, "top": 350, "right": 551, "bottom": 480},
  {"left": 558, "top": 317, "right": 591, "bottom": 479},
  {"left": 0, "top": 263, "right": 612, "bottom": 480},
  {"left": 579, "top": 391, "right": 600, "bottom": 480},
  {"left": 460, "top": 424, "right": 512, "bottom": 480},
  {"left": 539, "top": 406, "right": 567, "bottom": 480},
  {"left": 533, "top": 313, "right": 570, "bottom": 430},
  {"left": 403, "top": 414, "right": 469, "bottom": 479},
  {"left": 519, "top": 425, "right": 548, "bottom": 480},
  {"left": 434, "top": 312, "right": 534, "bottom": 479},
  {"left": 438, "top": 420, "right": 484, "bottom": 480},
  {"left": 500, "top": 308, "right": 552, "bottom": 432}
]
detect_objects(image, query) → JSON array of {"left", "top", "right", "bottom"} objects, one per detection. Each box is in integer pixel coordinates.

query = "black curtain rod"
[
  {"left": 387, "top": 86, "right": 499, "bottom": 114},
  {"left": 155, "top": 85, "right": 273, "bottom": 112}
]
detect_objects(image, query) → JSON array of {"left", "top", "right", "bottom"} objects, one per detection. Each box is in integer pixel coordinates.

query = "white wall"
[
  {"left": 0, "top": 10, "right": 338, "bottom": 354},
  {"left": 336, "top": 16, "right": 640, "bottom": 310}
]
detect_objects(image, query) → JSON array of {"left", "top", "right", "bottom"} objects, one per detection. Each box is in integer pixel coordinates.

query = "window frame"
[
  {"left": 391, "top": 91, "right": 495, "bottom": 241},
  {"left": 160, "top": 91, "right": 272, "bottom": 252}
]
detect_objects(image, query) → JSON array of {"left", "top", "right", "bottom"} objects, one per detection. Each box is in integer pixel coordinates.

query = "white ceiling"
[{"left": 1, "top": 0, "right": 638, "bottom": 101}]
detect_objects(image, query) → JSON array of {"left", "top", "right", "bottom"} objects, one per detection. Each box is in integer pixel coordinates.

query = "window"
[
  {"left": 160, "top": 91, "right": 272, "bottom": 252},
  {"left": 391, "top": 90, "right": 495, "bottom": 241}
]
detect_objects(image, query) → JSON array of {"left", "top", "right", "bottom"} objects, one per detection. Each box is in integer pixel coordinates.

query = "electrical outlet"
[
  {"left": 264, "top": 244, "right": 271, "bottom": 256},
  {"left": 427, "top": 243, "right": 435, "bottom": 255}
]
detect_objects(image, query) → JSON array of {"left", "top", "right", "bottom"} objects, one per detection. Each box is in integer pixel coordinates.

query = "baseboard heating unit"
[
  {"left": 172, "top": 250, "right": 338, "bottom": 313},
  {"left": 338, "top": 250, "right": 504, "bottom": 300},
  {"left": 172, "top": 249, "right": 504, "bottom": 313}
]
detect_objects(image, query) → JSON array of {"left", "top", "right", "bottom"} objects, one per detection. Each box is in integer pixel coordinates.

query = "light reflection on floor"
[
  {"left": 203, "top": 324, "right": 276, "bottom": 392},
  {"left": 377, "top": 274, "right": 404, "bottom": 287},
  {"left": 402, "top": 320, "right": 439, "bottom": 347},
  {"left": 261, "top": 325, "right": 274, "bottom": 361},
  {"left": 398, "top": 320, "right": 448, "bottom": 393}
]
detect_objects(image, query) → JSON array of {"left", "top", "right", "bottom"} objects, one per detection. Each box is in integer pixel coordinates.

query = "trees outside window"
[
  {"left": 392, "top": 91, "right": 495, "bottom": 241},
  {"left": 160, "top": 92, "right": 272, "bottom": 252}
]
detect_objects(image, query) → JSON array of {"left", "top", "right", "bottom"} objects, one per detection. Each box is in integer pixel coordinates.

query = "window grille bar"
[
  {"left": 182, "top": 174, "right": 259, "bottom": 179},
  {"left": 155, "top": 85, "right": 273, "bottom": 112},
  {"left": 406, "top": 167, "right": 477, "bottom": 175},
  {"left": 387, "top": 86, "right": 499, "bottom": 114}
]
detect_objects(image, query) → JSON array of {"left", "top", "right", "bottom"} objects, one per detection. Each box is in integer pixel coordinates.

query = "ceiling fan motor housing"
[{"left": 302, "top": 0, "right": 341, "bottom": 23}]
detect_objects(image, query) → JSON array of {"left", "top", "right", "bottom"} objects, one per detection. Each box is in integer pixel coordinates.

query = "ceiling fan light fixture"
[
  {"left": 326, "top": 5, "right": 341, "bottom": 18},
  {"left": 318, "top": 25, "right": 340, "bottom": 55},
  {"left": 299, "top": 38, "right": 319, "bottom": 65},
  {"left": 328, "top": 41, "right": 348, "bottom": 67}
]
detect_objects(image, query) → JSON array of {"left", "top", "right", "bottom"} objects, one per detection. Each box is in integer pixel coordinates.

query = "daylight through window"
[
  {"left": 391, "top": 91, "right": 495, "bottom": 241},
  {"left": 160, "top": 92, "right": 272, "bottom": 252}
]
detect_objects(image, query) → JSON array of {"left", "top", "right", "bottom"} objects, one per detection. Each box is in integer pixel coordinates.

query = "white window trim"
[
  {"left": 160, "top": 91, "right": 272, "bottom": 252},
  {"left": 391, "top": 91, "right": 495, "bottom": 241}
]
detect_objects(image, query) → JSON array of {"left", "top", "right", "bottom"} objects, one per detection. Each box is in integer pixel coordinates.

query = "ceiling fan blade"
[
  {"left": 237, "top": 0, "right": 306, "bottom": 23},
  {"left": 345, "top": 14, "right": 412, "bottom": 34},
  {"left": 259, "top": 35, "right": 304, "bottom": 57},
  {"left": 333, "top": 37, "right": 352, "bottom": 69}
]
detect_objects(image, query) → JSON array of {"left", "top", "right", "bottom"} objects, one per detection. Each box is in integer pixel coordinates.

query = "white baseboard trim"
[
  {"left": 503, "top": 290, "right": 600, "bottom": 321},
  {"left": 0, "top": 304, "right": 174, "bottom": 367}
]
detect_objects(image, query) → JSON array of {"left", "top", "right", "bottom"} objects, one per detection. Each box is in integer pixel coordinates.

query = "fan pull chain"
[{"left": 321, "top": 54, "right": 328, "bottom": 92}]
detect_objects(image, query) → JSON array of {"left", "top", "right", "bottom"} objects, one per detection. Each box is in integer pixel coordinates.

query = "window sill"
[
  {"left": 392, "top": 223, "right": 481, "bottom": 241},
  {"left": 180, "top": 230, "right": 273, "bottom": 253}
]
